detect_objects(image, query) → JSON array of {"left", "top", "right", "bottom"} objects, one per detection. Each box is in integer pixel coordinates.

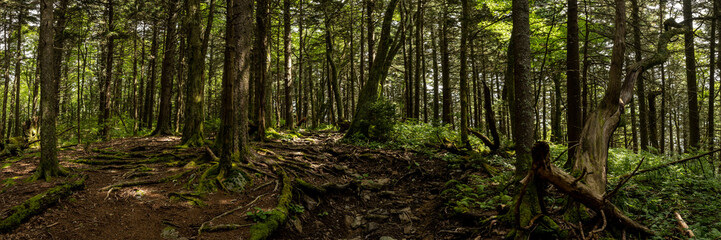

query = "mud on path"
[{"left": 0, "top": 132, "right": 486, "bottom": 240}]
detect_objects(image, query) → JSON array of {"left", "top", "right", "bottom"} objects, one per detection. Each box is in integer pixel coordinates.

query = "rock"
[
  {"left": 367, "top": 222, "right": 379, "bottom": 232},
  {"left": 361, "top": 178, "right": 391, "bottom": 190},
  {"left": 344, "top": 215, "right": 354, "bottom": 227},
  {"left": 289, "top": 218, "right": 303, "bottom": 233},
  {"left": 302, "top": 194, "right": 318, "bottom": 211},
  {"left": 379, "top": 236, "right": 396, "bottom": 240},
  {"left": 403, "top": 226, "right": 414, "bottom": 234},
  {"left": 398, "top": 207, "right": 414, "bottom": 223},
  {"left": 160, "top": 226, "right": 188, "bottom": 240}
]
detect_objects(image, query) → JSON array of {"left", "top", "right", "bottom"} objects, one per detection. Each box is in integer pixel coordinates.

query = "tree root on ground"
[
  {"left": 293, "top": 178, "right": 359, "bottom": 196},
  {"left": 101, "top": 169, "right": 193, "bottom": 191},
  {"left": 248, "top": 166, "right": 293, "bottom": 240},
  {"left": 0, "top": 175, "right": 87, "bottom": 233}
]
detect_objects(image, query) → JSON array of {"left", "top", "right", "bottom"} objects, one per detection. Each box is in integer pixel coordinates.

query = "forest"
[{"left": 0, "top": 0, "right": 720, "bottom": 238}]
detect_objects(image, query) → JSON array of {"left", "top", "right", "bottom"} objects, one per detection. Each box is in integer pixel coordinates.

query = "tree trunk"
[
  {"left": 567, "top": 0, "right": 582, "bottom": 161},
  {"left": 38, "top": 0, "right": 62, "bottom": 180},
  {"left": 414, "top": 0, "right": 422, "bottom": 119},
  {"left": 432, "top": 28, "right": 439, "bottom": 124},
  {"left": 153, "top": 0, "right": 179, "bottom": 136},
  {"left": 345, "top": 0, "right": 402, "bottom": 138},
  {"left": 283, "top": 0, "right": 293, "bottom": 128},
  {"left": 143, "top": 25, "right": 159, "bottom": 130},
  {"left": 440, "top": 1, "right": 452, "bottom": 126},
  {"left": 99, "top": 0, "right": 114, "bottom": 141},
  {"left": 510, "top": 0, "right": 541, "bottom": 236},
  {"left": 683, "top": 0, "right": 700, "bottom": 149},
  {"left": 218, "top": 0, "right": 252, "bottom": 172},
  {"left": 182, "top": 0, "right": 206, "bottom": 146},
  {"left": 571, "top": 15, "right": 688, "bottom": 195},
  {"left": 459, "top": 0, "right": 470, "bottom": 148},
  {"left": 709, "top": 0, "right": 717, "bottom": 150},
  {"left": 13, "top": 8, "right": 23, "bottom": 138},
  {"left": 648, "top": 91, "right": 660, "bottom": 150},
  {"left": 324, "top": 17, "right": 343, "bottom": 122},
  {"left": 632, "top": 0, "right": 648, "bottom": 151},
  {"left": 254, "top": 0, "right": 269, "bottom": 141},
  {"left": 2, "top": 15, "right": 11, "bottom": 139}
]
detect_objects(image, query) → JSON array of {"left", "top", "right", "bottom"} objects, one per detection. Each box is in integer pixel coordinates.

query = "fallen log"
[
  {"left": 531, "top": 142, "right": 654, "bottom": 236},
  {"left": 0, "top": 175, "right": 87, "bottom": 233}
]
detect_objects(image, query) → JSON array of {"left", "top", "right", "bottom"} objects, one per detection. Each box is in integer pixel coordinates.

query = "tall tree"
[
  {"left": 37, "top": 0, "right": 64, "bottom": 180},
  {"left": 283, "top": 0, "right": 293, "bottom": 128},
  {"left": 345, "top": 0, "right": 403, "bottom": 138},
  {"left": 509, "top": 0, "right": 542, "bottom": 236},
  {"left": 13, "top": 6, "right": 24, "bottom": 138},
  {"left": 254, "top": 0, "right": 269, "bottom": 140},
  {"left": 683, "top": 0, "right": 699, "bottom": 149},
  {"left": 153, "top": 0, "right": 179, "bottom": 136},
  {"left": 459, "top": 0, "right": 470, "bottom": 147},
  {"left": 182, "top": 0, "right": 206, "bottom": 146},
  {"left": 566, "top": 0, "right": 582, "bottom": 160},
  {"left": 440, "top": 1, "right": 452, "bottom": 125},
  {"left": 217, "top": 0, "right": 253, "bottom": 172},
  {"left": 632, "top": 0, "right": 648, "bottom": 151},
  {"left": 708, "top": 0, "right": 717, "bottom": 150},
  {"left": 99, "top": 0, "right": 115, "bottom": 141},
  {"left": 143, "top": 25, "right": 159, "bottom": 130},
  {"left": 324, "top": 13, "right": 343, "bottom": 122}
]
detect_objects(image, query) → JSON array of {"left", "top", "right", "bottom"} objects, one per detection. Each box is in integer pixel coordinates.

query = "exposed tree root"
[
  {"left": 199, "top": 223, "right": 253, "bottom": 232},
  {"left": 69, "top": 153, "right": 185, "bottom": 166},
  {"left": 197, "top": 193, "right": 268, "bottom": 236},
  {"left": 168, "top": 192, "right": 205, "bottom": 206},
  {"left": 0, "top": 175, "right": 87, "bottom": 233},
  {"left": 293, "top": 178, "right": 359, "bottom": 196},
  {"left": 248, "top": 167, "right": 292, "bottom": 240},
  {"left": 101, "top": 169, "right": 193, "bottom": 190}
]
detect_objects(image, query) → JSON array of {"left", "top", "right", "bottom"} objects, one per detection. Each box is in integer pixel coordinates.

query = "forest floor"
[{"left": 0, "top": 131, "right": 504, "bottom": 240}]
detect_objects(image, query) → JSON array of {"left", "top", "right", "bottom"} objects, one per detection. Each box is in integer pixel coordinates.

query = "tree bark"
[
  {"left": 182, "top": 0, "right": 206, "bottom": 146},
  {"left": 143, "top": 25, "right": 159, "bottom": 131},
  {"left": 567, "top": 0, "right": 582, "bottom": 161},
  {"left": 345, "top": 0, "right": 402, "bottom": 138},
  {"left": 254, "top": 0, "right": 269, "bottom": 141},
  {"left": 218, "top": 0, "right": 253, "bottom": 172},
  {"left": 38, "top": 0, "right": 62, "bottom": 180},
  {"left": 283, "top": 0, "right": 293, "bottom": 128},
  {"left": 324, "top": 17, "right": 343, "bottom": 122},
  {"left": 683, "top": 0, "right": 700, "bottom": 149},
  {"left": 459, "top": 0, "right": 470, "bottom": 147},
  {"left": 153, "top": 0, "right": 179, "bottom": 136},
  {"left": 510, "top": 0, "right": 541, "bottom": 236},
  {"left": 99, "top": 0, "right": 115, "bottom": 141},
  {"left": 632, "top": 0, "right": 648, "bottom": 151},
  {"left": 440, "top": 1, "right": 452, "bottom": 126},
  {"left": 571, "top": 15, "right": 688, "bottom": 195}
]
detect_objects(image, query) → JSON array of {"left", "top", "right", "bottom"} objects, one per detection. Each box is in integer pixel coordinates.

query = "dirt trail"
[{"left": 0, "top": 132, "right": 481, "bottom": 240}]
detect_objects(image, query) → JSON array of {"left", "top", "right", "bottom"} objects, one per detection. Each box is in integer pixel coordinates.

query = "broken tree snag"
[
  {"left": 569, "top": 19, "right": 689, "bottom": 195},
  {"left": 0, "top": 175, "right": 87, "bottom": 233},
  {"left": 248, "top": 167, "right": 292, "bottom": 240},
  {"left": 531, "top": 142, "right": 654, "bottom": 236},
  {"left": 673, "top": 211, "right": 695, "bottom": 238}
]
